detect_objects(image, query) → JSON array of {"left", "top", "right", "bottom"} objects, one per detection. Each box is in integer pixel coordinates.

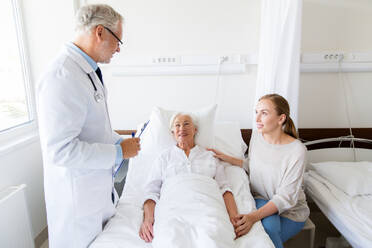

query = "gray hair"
[
  {"left": 75, "top": 4, "right": 123, "bottom": 34},
  {"left": 169, "top": 112, "right": 199, "bottom": 132}
]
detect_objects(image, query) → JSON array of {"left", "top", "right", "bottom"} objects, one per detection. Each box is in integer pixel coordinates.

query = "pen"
[{"left": 137, "top": 120, "right": 150, "bottom": 138}]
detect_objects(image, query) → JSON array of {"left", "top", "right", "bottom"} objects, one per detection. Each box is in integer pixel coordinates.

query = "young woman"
[{"left": 209, "top": 94, "right": 309, "bottom": 248}]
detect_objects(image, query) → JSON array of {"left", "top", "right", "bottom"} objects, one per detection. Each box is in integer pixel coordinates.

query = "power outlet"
[
  {"left": 301, "top": 52, "right": 345, "bottom": 63},
  {"left": 323, "top": 53, "right": 344, "bottom": 62},
  {"left": 152, "top": 56, "right": 179, "bottom": 65},
  {"left": 218, "top": 55, "right": 241, "bottom": 64}
]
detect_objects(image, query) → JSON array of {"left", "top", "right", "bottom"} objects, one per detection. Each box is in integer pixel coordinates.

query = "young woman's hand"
[
  {"left": 234, "top": 213, "right": 257, "bottom": 238},
  {"left": 139, "top": 217, "right": 154, "bottom": 242},
  {"left": 207, "top": 148, "right": 243, "bottom": 167}
]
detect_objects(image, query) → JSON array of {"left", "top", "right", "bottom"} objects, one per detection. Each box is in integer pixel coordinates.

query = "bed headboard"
[
  {"left": 116, "top": 128, "right": 372, "bottom": 151},
  {"left": 240, "top": 128, "right": 372, "bottom": 150}
]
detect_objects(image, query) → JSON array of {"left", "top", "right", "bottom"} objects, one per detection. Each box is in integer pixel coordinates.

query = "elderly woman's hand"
[
  {"left": 229, "top": 214, "right": 240, "bottom": 228},
  {"left": 139, "top": 217, "right": 154, "bottom": 243},
  {"left": 207, "top": 148, "right": 243, "bottom": 167}
]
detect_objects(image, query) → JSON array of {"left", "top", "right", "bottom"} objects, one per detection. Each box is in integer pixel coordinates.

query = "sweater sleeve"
[
  {"left": 270, "top": 147, "right": 307, "bottom": 214},
  {"left": 242, "top": 157, "right": 249, "bottom": 174}
]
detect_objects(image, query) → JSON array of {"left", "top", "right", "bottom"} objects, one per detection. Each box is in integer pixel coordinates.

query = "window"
[{"left": 0, "top": 0, "right": 34, "bottom": 133}]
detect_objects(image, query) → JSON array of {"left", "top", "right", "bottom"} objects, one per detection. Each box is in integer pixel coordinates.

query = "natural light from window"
[{"left": 0, "top": 0, "right": 31, "bottom": 132}]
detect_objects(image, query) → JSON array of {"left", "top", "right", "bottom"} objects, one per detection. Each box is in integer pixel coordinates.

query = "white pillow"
[
  {"left": 213, "top": 121, "right": 247, "bottom": 159},
  {"left": 310, "top": 161, "right": 372, "bottom": 196},
  {"left": 212, "top": 122, "right": 251, "bottom": 212},
  {"left": 139, "top": 106, "right": 176, "bottom": 157},
  {"left": 141, "top": 105, "right": 217, "bottom": 155},
  {"left": 122, "top": 105, "right": 217, "bottom": 203}
]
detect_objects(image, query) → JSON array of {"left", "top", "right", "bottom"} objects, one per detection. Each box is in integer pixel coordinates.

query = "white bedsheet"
[
  {"left": 305, "top": 170, "right": 372, "bottom": 248},
  {"left": 91, "top": 166, "right": 274, "bottom": 248}
]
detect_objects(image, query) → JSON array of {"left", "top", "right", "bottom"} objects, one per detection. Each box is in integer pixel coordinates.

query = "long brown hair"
[{"left": 259, "top": 94, "right": 298, "bottom": 139}]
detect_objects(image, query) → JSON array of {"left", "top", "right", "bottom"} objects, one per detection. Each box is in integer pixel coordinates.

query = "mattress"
[{"left": 305, "top": 170, "right": 372, "bottom": 248}]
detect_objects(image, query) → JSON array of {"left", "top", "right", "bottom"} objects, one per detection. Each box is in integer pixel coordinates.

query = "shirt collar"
[
  {"left": 67, "top": 42, "right": 98, "bottom": 71},
  {"left": 174, "top": 144, "right": 200, "bottom": 156}
]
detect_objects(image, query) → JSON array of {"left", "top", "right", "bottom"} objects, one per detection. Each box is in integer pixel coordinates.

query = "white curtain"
[{"left": 254, "top": 0, "right": 303, "bottom": 128}]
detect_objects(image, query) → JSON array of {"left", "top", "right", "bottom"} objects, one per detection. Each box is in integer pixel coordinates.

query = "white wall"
[
  {"left": 0, "top": 0, "right": 75, "bottom": 239},
  {"left": 299, "top": 72, "right": 372, "bottom": 127},
  {"left": 300, "top": 0, "right": 372, "bottom": 127},
  {"left": 89, "top": 0, "right": 372, "bottom": 129},
  {"left": 88, "top": 0, "right": 261, "bottom": 129},
  {"left": 0, "top": 140, "right": 44, "bottom": 238},
  {"left": 22, "top": 0, "right": 75, "bottom": 83}
]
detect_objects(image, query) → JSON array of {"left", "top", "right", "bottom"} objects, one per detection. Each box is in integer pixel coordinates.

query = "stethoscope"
[{"left": 87, "top": 73, "right": 104, "bottom": 103}]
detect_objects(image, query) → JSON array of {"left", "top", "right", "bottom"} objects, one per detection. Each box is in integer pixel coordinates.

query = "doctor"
[{"left": 37, "top": 4, "right": 140, "bottom": 248}]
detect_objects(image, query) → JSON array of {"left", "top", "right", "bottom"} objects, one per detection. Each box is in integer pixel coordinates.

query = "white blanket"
[
  {"left": 307, "top": 170, "right": 372, "bottom": 232},
  {"left": 90, "top": 170, "right": 274, "bottom": 248},
  {"left": 152, "top": 174, "right": 235, "bottom": 248},
  {"left": 91, "top": 167, "right": 274, "bottom": 248},
  {"left": 305, "top": 171, "right": 372, "bottom": 248}
]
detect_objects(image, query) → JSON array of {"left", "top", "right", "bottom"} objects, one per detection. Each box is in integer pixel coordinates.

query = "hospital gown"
[{"left": 144, "top": 145, "right": 231, "bottom": 203}]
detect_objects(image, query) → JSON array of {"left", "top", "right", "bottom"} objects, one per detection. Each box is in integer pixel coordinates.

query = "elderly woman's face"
[{"left": 171, "top": 115, "right": 197, "bottom": 143}]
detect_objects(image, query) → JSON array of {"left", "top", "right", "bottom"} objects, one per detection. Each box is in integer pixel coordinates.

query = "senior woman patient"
[{"left": 139, "top": 113, "right": 239, "bottom": 244}]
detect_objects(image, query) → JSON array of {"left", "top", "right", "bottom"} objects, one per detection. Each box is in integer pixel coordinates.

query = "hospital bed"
[
  {"left": 92, "top": 124, "right": 372, "bottom": 248},
  {"left": 90, "top": 109, "right": 275, "bottom": 248},
  {"left": 300, "top": 132, "right": 372, "bottom": 248}
]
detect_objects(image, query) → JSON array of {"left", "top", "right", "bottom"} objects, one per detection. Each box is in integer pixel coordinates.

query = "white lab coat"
[{"left": 37, "top": 44, "right": 122, "bottom": 248}]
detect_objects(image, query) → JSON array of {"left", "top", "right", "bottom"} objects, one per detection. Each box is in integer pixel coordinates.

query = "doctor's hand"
[
  {"left": 139, "top": 217, "right": 154, "bottom": 243},
  {"left": 207, "top": 148, "right": 243, "bottom": 167},
  {"left": 120, "top": 138, "right": 141, "bottom": 158}
]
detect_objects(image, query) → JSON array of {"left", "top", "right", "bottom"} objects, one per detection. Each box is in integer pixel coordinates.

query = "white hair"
[
  {"left": 169, "top": 112, "right": 199, "bottom": 132},
  {"left": 75, "top": 4, "right": 123, "bottom": 34}
]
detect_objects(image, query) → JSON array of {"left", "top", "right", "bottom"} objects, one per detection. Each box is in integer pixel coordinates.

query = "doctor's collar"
[{"left": 67, "top": 42, "right": 98, "bottom": 71}]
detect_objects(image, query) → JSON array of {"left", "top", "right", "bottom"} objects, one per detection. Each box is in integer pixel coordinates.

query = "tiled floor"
[{"left": 308, "top": 202, "right": 342, "bottom": 248}]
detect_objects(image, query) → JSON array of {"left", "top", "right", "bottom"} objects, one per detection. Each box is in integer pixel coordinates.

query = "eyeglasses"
[{"left": 103, "top": 26, "right": 123, "bottom": 46}]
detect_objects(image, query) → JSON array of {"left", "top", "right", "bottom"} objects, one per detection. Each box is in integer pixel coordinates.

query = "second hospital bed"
[{"left": 303, "top": 138, "right": 372, "bottom": 248}]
